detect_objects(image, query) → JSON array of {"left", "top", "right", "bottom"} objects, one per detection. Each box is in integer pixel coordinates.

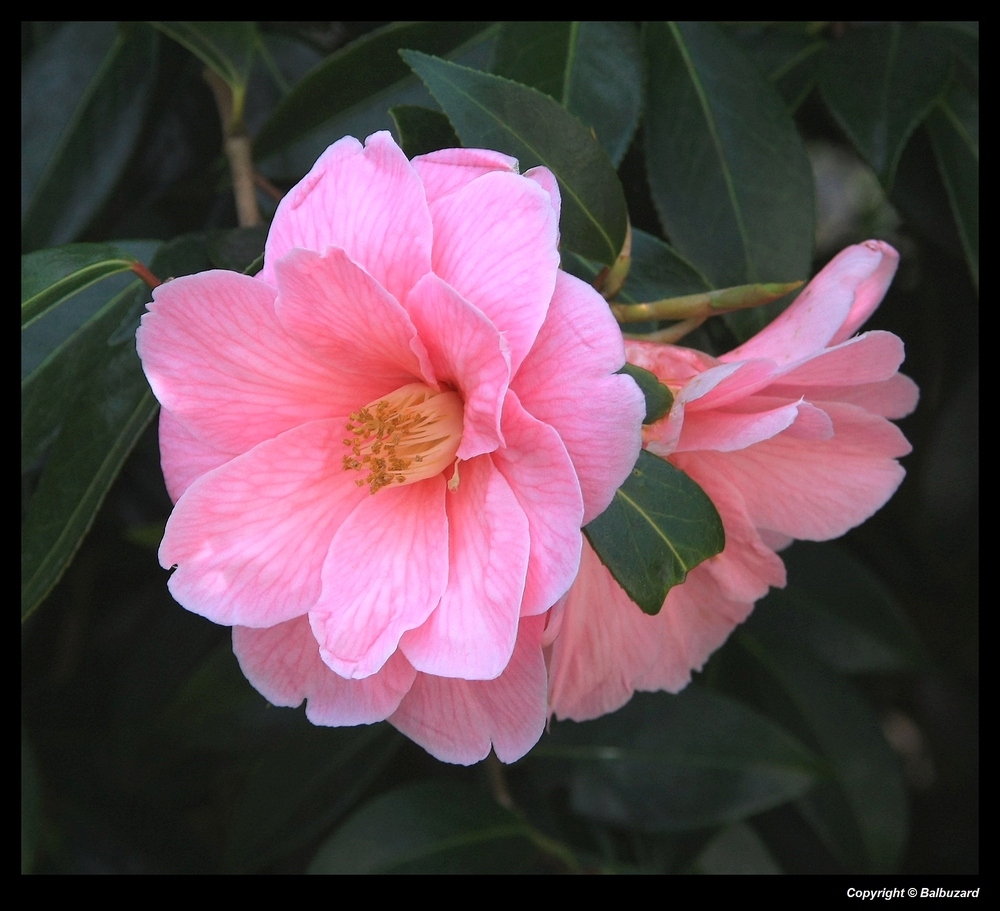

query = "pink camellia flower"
[
  {"left": 136, "top": 132, "right": 644, "bottom": 764},
  {"left": 546, "top": 240, "right": 919, "bottom": 721}
]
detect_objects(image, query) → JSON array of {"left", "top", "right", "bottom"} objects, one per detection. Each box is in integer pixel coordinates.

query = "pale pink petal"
[
  {"left": 311, "top": 477, "right": 449, "bottom": 679},
  {"left": 404, "top": 273, "right": 510, "bottom": 460},
  {"left": 626, "top": 339, "right": 716, "bottom": 388},
  {"left": 491, "top": 393, "right": 584, "bottom": 616},
  {"left": 514, "top": 271, "right": 645, "bottom": 523},
  {"left": 722, "top": 240, "right": 898, "bottom": 366},
  {"left": 400, "top": 457, "right": 529, "bottom": 679},
  {"left": 678, "top": 359, "right": 781, "bottom": 411},
  {"left": 157, "top": 408, "right": 234, "bottom": 503},
  {"left": 137, "top": 271, "right": 371, "bottom": 454},
  {"left": 261, "top": 132, "right": 433, "bottom": 303},
  {"left": 772, "top": 331, "right": 906, "bottom": 387},
  {"left": 390, "top": 616, "right": 548, "bottom": 765},
  {"left": 160, "top": 419, "right": 368, "bottom": 628},
  {"left": 547, "top": 540, "right": 662, "bottom": 721},
  {"left": 233, "top": 618, "right": 416, "bottom": 725},
  {"left": 677, "top": 402, "right": 912, "bottom": 542},
  {"left": 524, "top": 166, "right": 561, "bottom": 223},
  {"left": 675, "top": 400, "right": 802, "bottom": 453},
  {"left": 429, "top": 171, "right": 559, "bottom": 373},
  {"left": 770, "top": 373, "right": 920, "bottom": 419},
  {"left": 275, "top": 247, "right": 435, "bottom": 384},
  {"left": 411, "top": 146, "right": 518, "bottom": 206}
]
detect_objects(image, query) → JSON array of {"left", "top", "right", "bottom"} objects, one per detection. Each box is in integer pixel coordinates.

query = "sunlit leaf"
[
  {"left": 308, "top": 780, "right": 538, "bottom": 873},
  {"left": 492, "top": 21, "right": 642, "bottom": 166},
  {"left": 584, "top": 451, "right": 724, "bottom": 615},
  {"left": 537, "top": 688, "right": 822, "bottom": 831},
  {"left": 403, "top": 50, "right": 628, "bottom": 265},
  {"left": 818, "top": 22, "right": 951, "bottom": 188},
  {"left": 643, "top": 21, "right": 814, "bottom": 339},
  {"left": 21, "top": 243, "right": 141, "bottom": 329},
  {"left": 254, "top": 22, "right": 491, "bottom": 162},
  {"left": 21, "top": 22, "right": 157, "bottom": 251}
]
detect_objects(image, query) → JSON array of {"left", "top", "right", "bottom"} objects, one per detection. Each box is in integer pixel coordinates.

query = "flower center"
[{"left": 342, "top": 383, "right": 464, "bottom": 494}]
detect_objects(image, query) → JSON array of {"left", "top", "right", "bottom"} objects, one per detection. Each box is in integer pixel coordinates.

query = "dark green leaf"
[
  {"left": 402, "top": 50, "right": 628, "bottom": 265},
  {"left": 642, "top": 22, "right": 814, "bottom": 339},
  {"left": 21, "top": 243, "right": 140, "bottom": 329},
  {"left": 692, "top": 822, "right": 782, "bottom": 874},
  {"left": 818, "top": 23, "right": 951, "bottom": 188},
  {"left": 21, "top": 236, "right": 214, "bottom": 621},
  {"left": 739, "top": 629, "right": 908, "bottom": 872},
  {"left": 254, "top": 22, "right": 491, "bottom": 162},
  {"left": 619, "top": 364, "right": 673, "bottom": 424},
  {"left": 925, "top": 81, "right": 979, "bottom": 290},
  {"left": 21, "top": 22, "right": 158, "bottom": 251},
  {"left": 226, "top": 725, "right": 400, "bottom": 872},
  {"left": 754, "top": 543, "right": 928, "bottom": 673},
  {"left": 308, "top": 780, "right": 537, "bottom": 873},
  {"left": 537, "top": 688, "right": 821, "bottom": 832},
  {"left": 207, "top": 225, "right": 269, "bottom": 273},
  {"left": 22, "top": 733, "right": 41, "bottom": 875},
  {"left": 492, "top": 22, "right": 642, "bottom": 166},
  {"left": 389, "top": 105, "right": 461, "bottom": 157},
  {"left": 725, "top": 23, "right": 826, "bottom": 113},
  {"left": 150, "top": 21, "right": 257, "bottom": 96},
  {"left": 584, "top": 451, "right": 724, "bottom": 615}
]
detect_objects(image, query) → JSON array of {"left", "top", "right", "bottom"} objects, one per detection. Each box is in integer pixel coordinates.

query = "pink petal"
[
  {"left": 514, "top": 271, "right": 645, "bottom": 523},
  {"left": 137, "top": 270, "right": 369, "bottom": 454},
  {"left": 399, "top": 457, "right": 529, "bottom": 679},
  {"left": 675, "top": 400, "right": 802, "bottom": 453},
  {"left": 491, "top": 392, "right": 584, "bottom": 616},
  {"left": 404, "top": 273, "right": 510, "bottom": 460},
  {"left": 159, "top": 419, "right": 368, "bottom": 628},
  {"left": 770, "top": 373, "right": 919, "bottom": 420},
  {"left": 722, "top": 240, "right": 899, "bottom": 366},
  {"left": 311, "top": 476, "right": 449, "bottom": 679},
  {"left": 261, "top": 132, "right": 433, "bottom": 304},
  {"left": 429, "top": 171, "right": 559, "bottom": 373},
  {"left": 678, "top": 402, "right": 912, "bottom": 541},
  {"left": 524, "top": 166, "right": 561, "bottom": 224},
  {"left": 411, "top": 146, "right": 518, "bottom": 206},
  {"left": 275, "top": 247, "right": 435, "bottom": 385},
  {"left": 390, "top": 615, "right": 548, "bottom": 765},
  {"left": 626, "top": 339, "right": 716, "bottom": 388},
  {"left": 772, "top": 331, "right": 906, "bottom": 387},
  {"left": 233, "top": 618, "right": 416, "bottom": 725},
  {"left": 157, "top": 408, "right": 234, "bottom": 503}
]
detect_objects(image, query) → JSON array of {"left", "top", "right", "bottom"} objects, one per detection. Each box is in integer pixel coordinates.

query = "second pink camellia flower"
[
  {"left": 136, "top": 132, "right": 645, "bottom": 764},
  {"left": 547, "top": 240, "right": 919, "bottom": 722}
]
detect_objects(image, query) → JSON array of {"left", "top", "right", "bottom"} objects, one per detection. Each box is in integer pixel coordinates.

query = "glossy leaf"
[
  {"left": 21, "top": 243, "right": 140, "bottom": 330},
  {"left": 753, "top": 543, "right": 928, "bottom": 674},
  {"left": 21, "top": 236, "right": 213, "bottom": 621},
  {"left": 492, "top": 22, "right": 642, "bottom": 166},
  {"left": 21, "top": 22, "right": 157, "bottom": 251},
  {"left": 226, "top": 725, "right": 400, "bottom": 872},
  {"left": 726, "top": 23, "right": 826, "bottom": 113},
  {"left": 403, "top": 50, "right": 628, "bottom": 265},
  {"left": 308, "top": 780, "right": 538, "bottom": 873},
  {"left": 818, "top": 23, "right": 951, "bottom": 189},
  {"left": 619, "top": 364, "right": 673, "bottom": 425},
  {"left": 583, "top": 451, "right": 724, "bottom": 615},
  {"left": 739, "top": 629, "right": 909, "bottom": 872},
  {"left": 926, "top": 81, "right": 979, "bottom": 290},
  {"left": 537, "top": 688, "right": 821, "bottom": 832},
  {"left": 254, "top": 22, "right": 491, "bottom": 162},
  {"left": 389, "top": 105, "right": 460, "bottom": 157},
  {"left": 642, "top": 22, "right": 814, "bottom": 323}
]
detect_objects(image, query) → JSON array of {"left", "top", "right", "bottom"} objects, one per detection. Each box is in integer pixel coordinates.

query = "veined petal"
[
  {"left": 770, "top": 373, "right": 919, "bottom": 420},
  {"left": 400, "top": 457, "right": 529, "bottom": 680},
  {"left": 261, "top": 131, "right": 433, "bottom": 304},
  {"left": 515, "top": 271, "right": 645, "bottom": 523},
  {"left": 404, "top": 273, "right": 510, "bottom": 460},
  {"left": 411, "top": 146, "right": 518, "bottom": 206},
  {"left": 491, "top": 393, "right": 584, "bottom": 616},
  {"left": 311, "top": 477, "right": 449, "bottom": 680},
  {"left": 137, "top": 271, "right": 370, "bottom": 454},
  {"left": 429, "top": 171, "right": 559, "bottom": 373},
  {"left": 524, "top": 166, "right": 561, "bottom": 223},
  {"left": 722, "top": 240, "right": 899, "bottom": 366},
  {"left": 158, "top": 408, "right": 234, "bottom": 504},
  {"left": 275, "top": 246, "right": 435, "bottom": 385},
  {"left": 233, "top": 618, "right": 416, "bottom": 726},
  {"left": 390, "top": 615, "right": 548, "bottom": 765},
  {"left": 675, "top": 400, "right": 803, "bottom": 453},
  {"left": 160, "top": 419, "right": 368, "bottom": 628}
]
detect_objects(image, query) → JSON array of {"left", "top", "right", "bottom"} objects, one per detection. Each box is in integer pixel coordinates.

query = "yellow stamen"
[{"left": 342, "top": 383, "right": 463, "bottom": 494}]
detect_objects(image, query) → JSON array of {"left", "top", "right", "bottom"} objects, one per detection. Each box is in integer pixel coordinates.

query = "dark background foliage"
[{"left": 22, "top": 22, "right": 976, "bottom": 874}]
